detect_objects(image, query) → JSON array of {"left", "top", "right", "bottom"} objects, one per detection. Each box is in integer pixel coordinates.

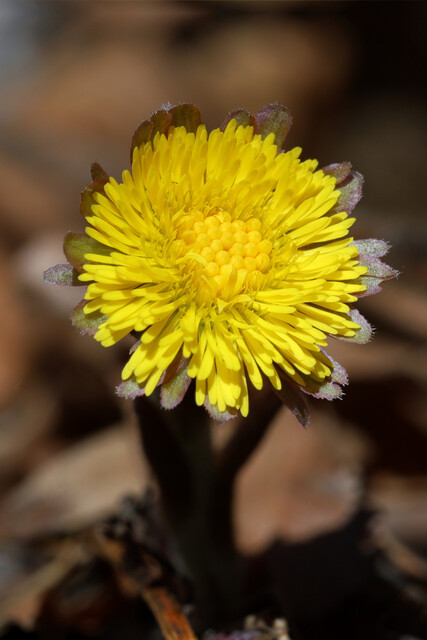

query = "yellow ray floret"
[{"left": 80, "top": 120, "right": 366, "bottom": 416}]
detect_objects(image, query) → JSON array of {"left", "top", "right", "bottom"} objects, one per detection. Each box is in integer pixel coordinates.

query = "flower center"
[{"left": 172, "top": 210, "right": 273, "bottom": 291}]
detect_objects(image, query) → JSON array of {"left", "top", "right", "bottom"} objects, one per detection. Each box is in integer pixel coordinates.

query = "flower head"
[{"left": 44, "top": 104, "right": 396, "bottom": 423}]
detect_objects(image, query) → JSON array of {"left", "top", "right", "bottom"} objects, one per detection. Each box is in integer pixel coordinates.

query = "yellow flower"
[{"left": 44, "top": 104, "right": 396, "bottom": 422}]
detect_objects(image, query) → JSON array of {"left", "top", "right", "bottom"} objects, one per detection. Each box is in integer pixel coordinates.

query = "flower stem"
[{"left": 134, "top": 390, "right": 283, "bottom": 628}]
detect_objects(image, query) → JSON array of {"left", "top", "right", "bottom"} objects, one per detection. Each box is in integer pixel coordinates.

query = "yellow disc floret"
[{"left": 174, "top": 211, "right": 273, "bottom": 294}]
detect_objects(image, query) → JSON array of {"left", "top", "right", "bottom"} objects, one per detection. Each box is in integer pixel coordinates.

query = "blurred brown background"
[{"left": 0, "top": 0, "right": 426, "bottom": 584}]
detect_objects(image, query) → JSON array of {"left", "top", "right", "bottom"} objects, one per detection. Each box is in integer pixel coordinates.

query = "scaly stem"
[
  {"left": 134, "top": 389, "right": 283, "bottom": 628},
  {"left": 212, "top": 390, "right": 284, "bottom": 557},
  {"left": 134, "top": 392, "right": 239, "bottom": 627}
]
